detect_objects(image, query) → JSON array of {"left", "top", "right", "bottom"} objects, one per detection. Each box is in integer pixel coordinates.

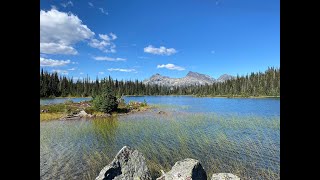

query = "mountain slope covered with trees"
[{"left": 40, "top": 67, "right": 280, "bottom": 98}]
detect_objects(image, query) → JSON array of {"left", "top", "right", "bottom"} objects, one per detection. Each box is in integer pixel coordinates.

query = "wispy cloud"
[
  {"left": 99, "top": 33, "right": 117, "bottom": 41},
  {"left": 157, "top": 64, "right": 185, "bottom": 71},
  {"left": 52, "top": 69, "right": 68, "bottom": 75},
  {"left": 88, "top": 2, "right": 94, "bottom": 7},
  {"left": 88, "top": 33, "right": 117, "bottom": 53},
  {"left": 144, "top": 45, "right": 177, "bottom": 55},
  {"left": 99, "top": 7, "right": 108, "bottom": 15},
  {"left": 51, "top": 5, "right": 58, "bottom": 10},
  {"left": 138, "top": 56, "right": 149, "bottom": 59},
  {"left": 98, "top": 72, "right": 105, "bottom": 75},
  {"left": 68, "top": 67, "right": 76, "bottom": 71},
  {"left": 93, "top": 56, "right": 126, "bottom": 61},
  {"left": 61, "top": 1, "right": 73, "bottom": 8},
  {"left": 108, "top": 68, "right": 137, "bottom": 73},
  {"left": 40, "top": 8, "right": 94, "bottom": 55},
  {"left": 80, "top": 72, "right": 84, "bottom": 75},
  {"left": 40, "top": 57, "right": 70, "bottom": 67}
]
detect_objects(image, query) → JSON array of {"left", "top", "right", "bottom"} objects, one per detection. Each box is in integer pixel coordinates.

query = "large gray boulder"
[
  {"left": 96, "top": 146, "right": 152, "bottom": 180},
  {"left": 211, "top": 173, "right": 240, "bottom": 180},
  {"left": 156, "top": 158, "right": 207, "bottom": 180}
]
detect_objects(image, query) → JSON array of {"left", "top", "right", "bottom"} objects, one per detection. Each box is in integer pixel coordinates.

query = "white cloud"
[
  {"left": 157, "top": 64, "right": 185, "bottom": 71},
  {"left": 52, "top": 69, "right": 69, "bottom": 75},
  {"left": 144, "top": 45, "right": 177, "bottom": 55},
  {"left": 98, "top": 33, "right": 116, "bottom": 41},
  {"left": 93, "top": 56, "right": 126, "bottom": 61},
  {"left": 40, "top": 9, "right": 95, "bottom": 55},
  {"left": 40, "top": 42, "right": 77, "bottom": 55},
  {"left": 108, "top": 68, "right": 137, "bottom": 72},
  {"left": 71, "top": 62, "right": 78, "bottom": 64},
  {"left": 99, "top": 7, "right": 108, "bottom": 15},
  {"left": 89, "top": 33, "right": 117, "bottom": 53},
  {"left": 40, "top": 57, "right": 71, "bottom": 67},
  {"left": 99, "top": 34, "right": 111, "bottom": 41},
  {"left": 80, "top": 72, "right": 84, "bottom": 75},
  {"left": 61, "top": 1, "right": 73, "bottom": 8},
  {"left": 98, "top": 72, "right": 105, "bottom": 75},
  {"left": 110, "top": 33, "right": 117, "bottom": 40},
  {"left": 68, "top": 67, "right": 76, "bottom": 70},
  {"left": 88, "top": 2, "right": 94, "bottom": 7}
]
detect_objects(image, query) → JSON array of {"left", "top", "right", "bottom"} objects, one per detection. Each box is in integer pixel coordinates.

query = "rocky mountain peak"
[
  {"left": 143, "top": 71, "right": 233, "bottom": 87},
  {"left": 217, "top": 74, "right": 234, "bottom": 82}
]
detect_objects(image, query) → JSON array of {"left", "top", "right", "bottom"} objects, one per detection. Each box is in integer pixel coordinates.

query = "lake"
[
  {"left": 40, "top": 96, "right": 280, "bottom": 180},
  {"left": 40, "top": 97, "right": 92, "bottom": 105}
]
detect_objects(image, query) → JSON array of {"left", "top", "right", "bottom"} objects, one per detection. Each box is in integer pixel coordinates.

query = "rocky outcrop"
[
  {"left": 60, "top": 110, "right": 94, "bottom": 120},
  {"left": 158, "top": 111, "right": 166, "bottom": 115},
  {"left": 96, "top": 146, "right": 240, "bottom": 180},
  {"left": 211, "top": 173, "right": 240, "bottom": 180},
  {"left": 156, "top": 158, "right": 207, "bottom": 180},
  {"left": 95, "top": 146, "right": 152, "bottom": 180}
]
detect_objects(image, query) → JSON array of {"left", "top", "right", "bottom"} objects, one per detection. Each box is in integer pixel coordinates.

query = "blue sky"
[{"left": 40, "top": 0, "right": 279, "bottom": 81}]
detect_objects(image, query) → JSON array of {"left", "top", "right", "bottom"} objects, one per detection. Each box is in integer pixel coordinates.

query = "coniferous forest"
[{"left": 40, "top": 67, "right": 279, "bottom": 98}]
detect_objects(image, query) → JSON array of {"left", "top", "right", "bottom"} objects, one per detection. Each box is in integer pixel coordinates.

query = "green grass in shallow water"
[{"left": 40, "top": 112, "right": 280, "bottom": 180}]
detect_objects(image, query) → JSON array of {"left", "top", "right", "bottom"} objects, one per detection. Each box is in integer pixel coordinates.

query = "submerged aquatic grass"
[
  {"left": 40, "top": 112, "right": 64, "bottom": 121},
  {"left": 40, "top": 112, "right": 279, "bottom": 180}
]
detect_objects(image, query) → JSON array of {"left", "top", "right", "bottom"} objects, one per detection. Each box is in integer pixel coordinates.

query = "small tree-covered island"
[{"left": 40, "top": 86, "right": 151, "bottom": 121}]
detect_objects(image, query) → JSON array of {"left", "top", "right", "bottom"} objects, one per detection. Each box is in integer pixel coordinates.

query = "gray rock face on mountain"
[
  {"left": 211, "top": 173, "right": 240, "bottom": 180},
  {"left": 95, "top": 146, "right": 151, "bottom": 180},
  {"left": 143, "top": 71, "right": 233, "bottom": 87},
  {"left": 217, "top": 74, "right": 234, "bottom": 82},
  {"left": 156, "top": 158, "right": 207, "bottom": 180}
]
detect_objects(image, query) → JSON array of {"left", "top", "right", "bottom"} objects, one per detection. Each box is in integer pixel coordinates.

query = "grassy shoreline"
[{"left": 41, "top": 95, "right": 280, "bottom": 99}]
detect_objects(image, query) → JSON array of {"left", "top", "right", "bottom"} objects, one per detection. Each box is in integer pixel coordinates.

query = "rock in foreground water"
[
  {"left": 156, "top": 158, "right": 207, "bottom": 180},
  {"left": 95, "top": 146, "right": 152, "bottom": 180},
  {"left": 211, "top": 173, "right": 240, "bottom": 180}
]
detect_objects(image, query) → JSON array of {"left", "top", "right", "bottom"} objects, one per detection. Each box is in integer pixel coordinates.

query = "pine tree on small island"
[{"left": 93, "top": 87, "right": 118, "bottom": 113}]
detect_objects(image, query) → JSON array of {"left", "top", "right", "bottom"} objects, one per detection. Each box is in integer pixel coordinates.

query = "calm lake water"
[
  {"left": 40, "top": 96, "right": 280, "bottom": 180},
  {"left": 40, "top": 97, "right": 92, "bottom": 105}
]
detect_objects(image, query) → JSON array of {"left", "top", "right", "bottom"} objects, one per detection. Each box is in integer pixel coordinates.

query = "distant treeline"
[{"left": 40, "top": 67, "right": 280, "bottom": 98}]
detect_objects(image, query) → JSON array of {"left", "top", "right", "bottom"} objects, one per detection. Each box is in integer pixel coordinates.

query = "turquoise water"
[
  {"left": 40, "top": 96, "right": 280, "bottom": 180},
  {"left": 40, "top": 96, "right": 279, "bottom": 117},
  {"left": 124, "top": 96, "right": 279, "bottom": 117}
]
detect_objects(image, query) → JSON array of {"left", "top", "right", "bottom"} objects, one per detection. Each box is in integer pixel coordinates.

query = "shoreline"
[
  {"left": 41, "top": 95, "right": 280, "bottom": 99},
  {"left": 40, "top": 101, "right": 153, "bottom": 121}
]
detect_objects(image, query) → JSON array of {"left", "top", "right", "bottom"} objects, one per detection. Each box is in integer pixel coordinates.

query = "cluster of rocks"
[
  {"left": 40, "top": 109, "right": 49, "bottom": 113},
  {"left": 96, "top": 146, "right": 240, "bottom": 180},
  {"left": 60, "top": 110, "right": 96, "bottom": 120}
]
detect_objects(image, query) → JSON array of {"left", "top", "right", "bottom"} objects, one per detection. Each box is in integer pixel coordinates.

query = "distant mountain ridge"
[{"left": 143, "top": 71, "right": 234, "bottom": 87}]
